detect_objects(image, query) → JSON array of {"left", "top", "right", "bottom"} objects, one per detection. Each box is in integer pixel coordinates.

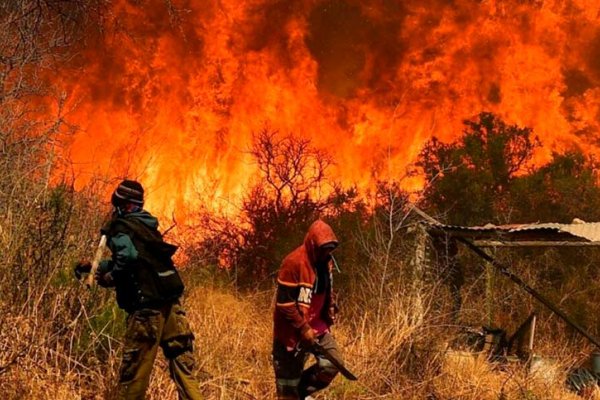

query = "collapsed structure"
[{"left": 410, "top": 210, "right": 600, "bottom": 391}]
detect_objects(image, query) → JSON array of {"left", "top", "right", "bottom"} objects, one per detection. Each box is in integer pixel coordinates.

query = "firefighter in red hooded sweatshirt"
[{"left": 272, "top": 220, "right": 345, "bottom": 400}]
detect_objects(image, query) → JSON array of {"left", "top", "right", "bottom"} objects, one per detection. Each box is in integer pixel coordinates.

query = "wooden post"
[
  {"left": 410, "top": 223, "right": 428, "bottom": 325},
  {"left": 485, "top": 258, "right": 495, "bottom": 326}
]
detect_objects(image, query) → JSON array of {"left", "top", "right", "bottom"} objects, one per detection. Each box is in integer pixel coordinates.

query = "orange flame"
[{"left": 60, "top": 0, "right": 600, "bottom": 219}]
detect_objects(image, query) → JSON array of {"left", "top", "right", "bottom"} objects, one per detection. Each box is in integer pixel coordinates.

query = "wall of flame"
[{"left": 59, "top": 0, "right": 600, "bottom": 218}]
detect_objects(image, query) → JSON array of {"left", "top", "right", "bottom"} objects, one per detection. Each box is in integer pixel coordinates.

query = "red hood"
[{"left": 303, "top": 220, "right": 338, "bottom": 265}]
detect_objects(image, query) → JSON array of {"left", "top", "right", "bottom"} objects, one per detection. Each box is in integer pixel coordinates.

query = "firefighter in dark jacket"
[
  {"left": 76, "top": 180, "right": 203, "bottom": 400},
  {"left": 272, "top": 220, "right": 344, "bottom": 400}
]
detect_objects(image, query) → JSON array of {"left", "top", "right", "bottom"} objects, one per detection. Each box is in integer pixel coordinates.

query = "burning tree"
[
  {"left": 248, "top": 129, "right": 332, "bottom": 221},
  {"left": 188, "top": 128, "right": 359, "bottom": 289}
]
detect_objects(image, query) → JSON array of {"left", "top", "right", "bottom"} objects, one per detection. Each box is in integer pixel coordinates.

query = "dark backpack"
[{"left": 103, "top": 216, "right": 184, "bottom": 311}]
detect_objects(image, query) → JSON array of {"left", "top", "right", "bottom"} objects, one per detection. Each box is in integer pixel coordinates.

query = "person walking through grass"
[
  {"left": 75, "top": 180, "right": 203, "bottom": 400},
  {"left": 272, "top": 219, "right": 345, "bottom": 400}
]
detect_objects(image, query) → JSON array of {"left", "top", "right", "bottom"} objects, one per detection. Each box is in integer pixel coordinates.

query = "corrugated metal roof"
[
  {"left": 557, "top": 223, "right": 600, "bottom": 242},
  {"left": 424, "top": 221, "right": 600, "bottom": 242}
]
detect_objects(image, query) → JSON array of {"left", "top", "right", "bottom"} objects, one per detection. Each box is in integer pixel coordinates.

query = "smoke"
[
  {"left": 586, "top": 30, "right": 600, "bottom": 82},
  {"left": 305, "top": 0, "right": 407, "bottom": 98}
]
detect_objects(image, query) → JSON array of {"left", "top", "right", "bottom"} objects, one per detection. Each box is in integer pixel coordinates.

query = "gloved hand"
[
  {"left": 95, "top": 270, "right": 114, "bottom": 288},
  {"left": 73, "top": 260, "right": 92, "bottom": 280},
  {"left": 299, "top": 324, "right": 316, "bottom": 347}
]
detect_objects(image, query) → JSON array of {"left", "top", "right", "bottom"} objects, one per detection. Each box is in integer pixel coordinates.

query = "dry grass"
[
  {"left": 430, "top": 351, "right": 582, "bottom": 400},
  {"left": 1, "top": 283, "right": 596, "bottom": 400}
]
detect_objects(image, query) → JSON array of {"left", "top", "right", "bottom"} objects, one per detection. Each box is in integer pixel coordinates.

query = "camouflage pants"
[
  {"left": 272, "top": 333, "right": 342, "bottom": 400},
  {"left": 117, "top": 302, "right": 203, "bottom": 400}
]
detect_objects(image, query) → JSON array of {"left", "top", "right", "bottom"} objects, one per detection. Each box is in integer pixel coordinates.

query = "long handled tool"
[
  {"left": 85, "top": 235, "right": 107, "bottom": 288},
  {"left": 313, "top": 342, "right": 358, "bottom": 381}
]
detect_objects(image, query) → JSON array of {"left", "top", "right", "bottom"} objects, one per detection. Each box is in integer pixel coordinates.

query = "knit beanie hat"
[{"left": 111, "top": 180, "right": 144, "bottom": 206}]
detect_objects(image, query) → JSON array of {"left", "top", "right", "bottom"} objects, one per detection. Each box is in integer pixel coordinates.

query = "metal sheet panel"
[{"left": 423, "top": 221, "right": 600, "bottom": 242}]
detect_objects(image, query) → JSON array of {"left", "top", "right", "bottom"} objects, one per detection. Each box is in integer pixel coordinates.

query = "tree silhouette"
[
  {"left": 418, "top": 112, "right": 540, "bottom": 225},
  {"left": 191, "top": 128, "right": 349, "bottom": 289}
]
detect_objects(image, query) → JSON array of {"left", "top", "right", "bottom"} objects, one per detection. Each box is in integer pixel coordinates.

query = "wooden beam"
[{"left": 460, "top": 237, "right": 600, "bottom": 349}]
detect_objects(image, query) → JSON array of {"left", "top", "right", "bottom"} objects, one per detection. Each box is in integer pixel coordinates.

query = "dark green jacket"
[{"left": 99, "top": 211, "right": 184, "bottom": 313}]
